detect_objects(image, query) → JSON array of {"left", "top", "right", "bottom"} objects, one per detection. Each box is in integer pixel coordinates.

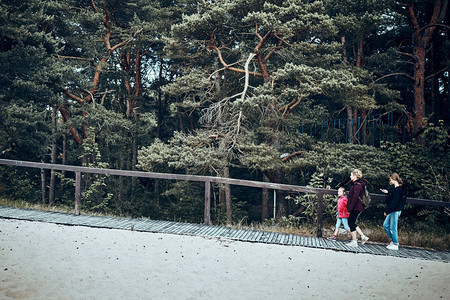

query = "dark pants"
[{"left": 348, "top": 210, "right": 361, "bottom": 232}]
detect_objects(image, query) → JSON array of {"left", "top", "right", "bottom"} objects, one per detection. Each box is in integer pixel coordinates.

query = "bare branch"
[
  {"left": 374, "top": 72, "right": 414, "bottom": 83},
  {"left": 241, "top": 53, "right": 256, "bottom": 101},
  {"left": 53, "top": 54, "right": 94, "bottom": 62},
  {"left": 265, "top": 37, "right": 284, "bottom": 61},
  {"left": 420, "top": 23, "right": 450, "bottom": 32},
  {"left": 281, "top": 150, "right": 306, "bottom": 162},
  {"left": 397, "top": 50, "right": 415, "bottom": 60},
  {"left": 210, "top": 43, "right": 262, "bottom": 77},
  {"left": 62, "top": 89, "right": 84, "bottom": 104},
  {"left": 425, "top": 67, "right": 449, "bottom": 80},
  {"left": 91, "top": 0, "right": 99, "bottom": 13}
]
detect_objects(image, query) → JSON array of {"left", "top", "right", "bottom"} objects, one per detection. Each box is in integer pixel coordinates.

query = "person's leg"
[
  {"left": 342, "top": 218, "right": 350, "bottom": 232},
  {"left": 334, "top": 218, "right": 342, "bottom": 236},
  {"left": 346, "top": 211, "right": 359, "bottom": 247},
  {"left": 391, "top": 211, "right": 401, "bottom": 244},
  {"left": 356, "top": 226, "right": 369, "bottom": 244},
  {"left": 356, "top": 226, "right": 364, "bottom": 237},
  {"left": 332, "top": 218, "right": 341, "bottom": 237},
  {"left": 348, "top": 212, "right": 357, "bottom": 238},
  {"left": 383, "top": 213, "right": 393, "bottom": 241}
]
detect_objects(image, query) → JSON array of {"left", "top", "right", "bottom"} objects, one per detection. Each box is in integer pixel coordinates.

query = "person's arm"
[
  {"left": 337, "top": 199, "right": 344, "bottom": 216},
  {"left": 341, "top": 197, "right": 349, "bottom": 216}
]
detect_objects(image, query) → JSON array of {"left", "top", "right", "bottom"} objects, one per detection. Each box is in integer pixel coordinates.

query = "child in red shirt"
[{"left": 328, "top": 187, "right": 350, "bottom": 240}]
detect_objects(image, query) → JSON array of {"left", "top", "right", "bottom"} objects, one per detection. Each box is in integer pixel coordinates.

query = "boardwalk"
[{"left": 0, "top": 205, "right": 448, "bottom": 263}]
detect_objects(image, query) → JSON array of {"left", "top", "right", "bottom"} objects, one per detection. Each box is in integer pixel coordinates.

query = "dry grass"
[
  {"left": 0, "top": 198, "right": 74, "bottom": 214},
  {"left": 0, "top": 198, "right": 124, "bottom": 218}
]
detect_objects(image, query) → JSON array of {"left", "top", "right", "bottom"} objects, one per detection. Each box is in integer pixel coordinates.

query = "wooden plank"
[
  {"left": 236, "top": 229, "right": 250, "bottom": 240},
  {"left": 237, "top": 229, "right": 251, "bottom": 240},
  {"left": 250, "top": 230, "right": 264, "bottom": 242},
  {"left": 213, "top": 227, "right": 232, "bottom": 237},
  {"left": 269, "top": 232, "right": 280, "bottom": 244},
  {"left": 264, "top": 232, "right": 275, "bottom": 243},
  {"left": 177, "top": 222, "right": 200, "bottom": 235},
  {"left": 198, "top": 225, "right": 220, "bottom": 236},
  {"left": 278, "top": 234, "right": 287, "bottom": 244},
  {"left": 229, "top": 229, "right": 244, "bottom": 239}
]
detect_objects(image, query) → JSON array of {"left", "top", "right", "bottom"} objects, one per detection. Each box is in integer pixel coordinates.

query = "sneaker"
[
  {"left": 361, "top": 235, "right": 369, "bottom": 245},
  {"left": 338, "top": 228, "right": 348, "bottom": 234},
  {"left": 387, "top": 243, "right": 399, "bottom": 251},
  {"left": 346, "top": 240, "right": 358, "bottom": 247},
  {"left": 327, "top": 235, "right": 337, "bottom": 241}
]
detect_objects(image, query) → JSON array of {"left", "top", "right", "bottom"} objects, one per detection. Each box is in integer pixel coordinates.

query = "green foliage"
[
  {"left": 162, "top": 181, "right": 205, "bottom": 223},
  {"left": 276, "top": 215, "right": 304, "bottom": 229},
  {"left": 382, "top": 140, "right": 449, "bottom": 201},
  {"left": 138, "top": 130, "right": 227, "bottom": 174},
  {"left": 0, "top": 167, "right": 40, "bottom": 203},
  {"left": 289, "top": 142, "right": 392, "bottom": 186},
  {"left": 0, "top": 0, "right": 66, "bottom": 104},
  {"left": 289, "top": 172, "right": 336, "bottom": 223},
  {"left": 423, "top": 120, "right": 448, "bottom": 153},
  {"left": 0, "top": 104, "right": 51, "bottom": 161}
]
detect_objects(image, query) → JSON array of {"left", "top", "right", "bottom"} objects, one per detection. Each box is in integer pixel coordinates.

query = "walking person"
[
  {"left": 346, "top": 169, "right": 369, "bottom": 247},
  {"left": 328, "top": 187, "right": 350, "bottom": 240},
  {"left": 380, "top": 172, "right": 405, "bottom": 251}
]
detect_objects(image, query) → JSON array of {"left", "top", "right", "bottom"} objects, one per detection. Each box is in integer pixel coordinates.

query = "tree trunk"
[
  {"left": 355, "top": 37, "right": 364, "bottom": 68},
  {"left": 341, "top": 36, "right": 348, "bottom": 64},
  {"left": 276, "top": 189, "right": 288, "bottom": 221},
  {"left": 412, "top": 43, "right": 427, "bottom": 144},
  {"left": 177, "top": 96, "right": 185, "bottom": 133},
  {"left": 222, "top": 166, "right": 232, "bottom": 224},
  {"left": 430, "top": 33, "right": 439, "bottom": 123},
  {"left": 267, "top": 168, "right": 287, "bottom": 221},
  {"left": 49, "top": 105, "right": 58, "bottom": 206},
  {"left": 41, "top": 163, "right": 46, "bottom": 204},
  {"left": 346, "top": 106, "right": 353, "bottom": 143},
  {"left": 154, "top": 179, "right": 160, "bottom": 208},
  {"left": 59, "top": 132, "right": 66, "bottom": 195},
  {"left": 361, "top": 109, "right": 368, "bottom": 144},
  {"left": 261, "top": 173, "right": 269, "bottom": 221},
  {"left": 157, "top": 57, "right": 164, "bottom": 139},
  {"left": 353, "top": 107, "right": 358, "bottom": 143},
  {"left": 130, "top": 128, "right": 137, "bottom": 203},
  {"left": 407, "top": 0, "right": 447, "bottom": 144}
]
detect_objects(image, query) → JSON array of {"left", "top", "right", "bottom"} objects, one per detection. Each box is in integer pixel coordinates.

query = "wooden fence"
[{"left": 1, "top": 159, "right": 449, "bottom": 237}]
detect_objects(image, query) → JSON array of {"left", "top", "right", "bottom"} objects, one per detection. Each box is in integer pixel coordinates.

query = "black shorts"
[{"left": 348, "top": 210, "right": 361, "bottom": 232}]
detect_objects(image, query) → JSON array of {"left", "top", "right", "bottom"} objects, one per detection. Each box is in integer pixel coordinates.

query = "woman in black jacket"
[{"left": 380, "top": 173, "right": 405, "bottom": 251}]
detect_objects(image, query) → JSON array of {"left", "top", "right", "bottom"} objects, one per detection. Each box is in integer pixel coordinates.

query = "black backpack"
[
  {"left": 360, "top": 185, "right": 371, "bottom": 207},
  {"left": 356, "top": 182, "right": 371, "bottom": 208}
]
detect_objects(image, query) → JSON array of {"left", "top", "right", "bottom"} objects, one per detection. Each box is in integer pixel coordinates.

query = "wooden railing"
[{"left": 1, "top": 159, "right": 449, "bottom": 237}]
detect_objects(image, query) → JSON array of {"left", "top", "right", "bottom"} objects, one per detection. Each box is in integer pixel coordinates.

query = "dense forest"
[{"left": 0, "top": 0, "right": 448, "bottom": 227}]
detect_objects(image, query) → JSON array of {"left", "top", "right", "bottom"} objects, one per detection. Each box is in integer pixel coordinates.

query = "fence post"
[
  {"left": 75, "top": 171, "right": 81, "bottom": 215},
  {"left": 204, "top": 179, "right": 211, "bottom": 225},
  {"left": 317, "top": 192, "right": 324, "bottom": 237}
]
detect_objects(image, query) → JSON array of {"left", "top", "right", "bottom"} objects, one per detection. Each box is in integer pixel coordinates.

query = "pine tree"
[{"left": 141, "top": 0, "right": 373, "bottom": 220}]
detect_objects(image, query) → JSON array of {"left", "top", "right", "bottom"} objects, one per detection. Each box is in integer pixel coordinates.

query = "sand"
[{"left": 0, "top": 218, "right": 448, "bottom": 300}]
